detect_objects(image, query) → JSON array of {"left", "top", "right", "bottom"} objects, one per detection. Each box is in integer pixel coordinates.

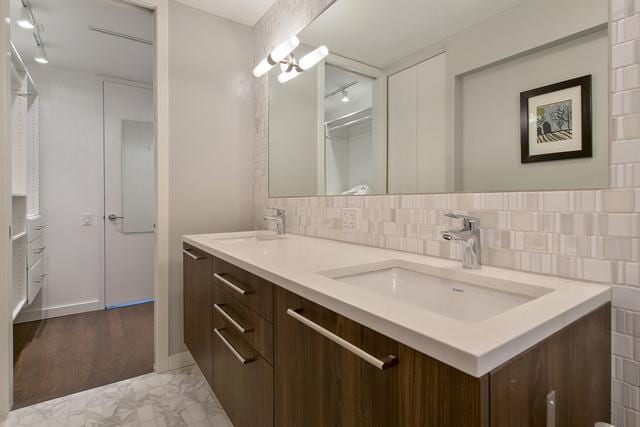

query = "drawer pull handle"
[
  {"left": 286, "top": 308, "right": 398, "bottom": 370},
  {"left": 34, "top": 273, "right": 47, "bottom": 284},
  {"left": 182, "top": 249, "right": 204, "bottom": 260},
  {"left": 34, "top": 246, "right": 46, "bottom": 254},
  {"left": 214, "top": 304, "right": 252, "bottom": 334},
  {"left": 214, "top": 273, "right": 253, "bottom": 296},
  {"left": 34, "top": 224, "right": 47, "bottom": 231},
  {"left": 214, "top": 328, "right": 254, "bottom": 365}
]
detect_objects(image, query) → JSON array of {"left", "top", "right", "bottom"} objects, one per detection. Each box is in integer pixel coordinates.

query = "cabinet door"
[
  {"left": 182, "top": 244, "right": 213, "bottom": 385},
  {"left": 490, "top": 303, "right": 610, "bottom": 427},
  {"left": 275, "top": 287, "right": 399, "bottom": 427}
]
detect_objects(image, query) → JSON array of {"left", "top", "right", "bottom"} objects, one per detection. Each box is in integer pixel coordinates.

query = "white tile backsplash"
[{"left": 253, "top": 1, "right": 640, "bottom": 423}]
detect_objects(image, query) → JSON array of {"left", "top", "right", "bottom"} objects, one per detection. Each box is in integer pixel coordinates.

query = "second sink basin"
[
  {"left": 216, "top": 234, "right": 282, "bottom": 244},
  {"left": 321, "top": 261, "right": 552, "bottom": 323}
]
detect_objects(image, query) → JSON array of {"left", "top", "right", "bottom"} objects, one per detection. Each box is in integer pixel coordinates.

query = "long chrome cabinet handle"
[
  {"left": 182, "top": 249, "right": 204, "bottom": 260},
  {"left": 34, "top": 224, "right": 47, "bottom": 230},
  {"left": 546, "top": 390, "right": 556, "bottom": 427},
  {"left": 34, "top": 246, "right": 46, "bottom": 254},
  {"left": 214, "top": 328, "right": 254, "bottom": 365},
  {"left": 214, "top": 273, "right": 253, "bottom": 295},
  {"left": 214, "top": 304, "right": 252, "bottom": 334},
  {"left": 286, "top": 308, "right": 398, "bottom": 370}
]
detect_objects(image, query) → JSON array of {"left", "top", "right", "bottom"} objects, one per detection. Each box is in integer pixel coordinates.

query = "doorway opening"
[{"left": 8, "top": 0, "right": 156, "bottom": 408}]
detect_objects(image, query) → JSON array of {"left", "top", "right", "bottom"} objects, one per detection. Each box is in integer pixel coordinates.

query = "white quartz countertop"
[{"left": 183, "top": 231, "right": 611, "bottom": 377}]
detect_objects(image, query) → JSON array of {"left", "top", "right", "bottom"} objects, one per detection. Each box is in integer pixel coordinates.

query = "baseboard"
[
  {"left": 168, "top": 351, "right": 194, "bottom": 370},
  {"left": 14, "top": 300, "right": 102, "bottom": 324}
]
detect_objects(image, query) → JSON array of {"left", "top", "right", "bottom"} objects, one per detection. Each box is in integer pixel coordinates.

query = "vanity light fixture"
[
  {"left": 16, "top": 3, "right": 34, "bottom": 29},
  {"left": 276, "top": 45, "right": 329, "bottom": 84},
  {"left": 253, "top": 36, "right": 300, "bottom": 77},
  {"left": 341, "top": 90, "right": 350, "bottom": 103}
]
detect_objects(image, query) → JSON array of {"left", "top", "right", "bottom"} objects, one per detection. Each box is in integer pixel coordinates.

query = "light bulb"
[
  {"left": 278, "top": 69, "right": 301, "bottom": 83},
  {"left": 341, "top": 90, "right": 349, "bottom": 103},
  {"left": 16, "top": 6, "right": 34, "bottom": 29},
  {"left": 252, "top": 36, "right": 300, "bottom": 78},
  {"left": 298, "top": 45, "right": 329, "bottom": 70},
  {"left": 34, "top": 45, "right": 48, "bottom": 64},
  {"left": 270, "top": 36, "right": 299, "bottom": 62}
]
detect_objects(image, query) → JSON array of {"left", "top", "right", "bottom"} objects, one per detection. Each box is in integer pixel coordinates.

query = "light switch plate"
[
  {"left": 83, "top": 213, "right": 93, "bottom": 226},
  {"left": 342, "top": 208, "right": 358, "bottom": 233}
]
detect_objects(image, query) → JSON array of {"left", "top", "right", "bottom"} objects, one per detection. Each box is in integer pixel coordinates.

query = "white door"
[{"left": 103, "top": 81, "right": 154, "bottom": 308}]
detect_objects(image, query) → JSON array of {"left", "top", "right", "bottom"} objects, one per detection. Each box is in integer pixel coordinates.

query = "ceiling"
[
  {"left": 10, "top": 0, "right": 154, "bottom": 83},
  {"left": 301, "top": 0, "right": 528, "bottom": 69},
  {"left": 174, "top": 0, "right": 276, "bottom": 26}
]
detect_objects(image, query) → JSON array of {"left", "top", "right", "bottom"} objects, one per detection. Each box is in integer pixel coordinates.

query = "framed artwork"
[{"left": 520, "top": 75, "right": 592, "bottom": 163}]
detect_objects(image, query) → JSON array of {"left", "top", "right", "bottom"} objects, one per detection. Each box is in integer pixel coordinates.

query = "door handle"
[{"left": 108, "top": 213, "right": 124, "bottom": 221}]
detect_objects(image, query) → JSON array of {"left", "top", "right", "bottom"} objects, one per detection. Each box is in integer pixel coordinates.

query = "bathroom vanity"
[{"left": 183, "top": 231, "right": 611, "bottom": 427}]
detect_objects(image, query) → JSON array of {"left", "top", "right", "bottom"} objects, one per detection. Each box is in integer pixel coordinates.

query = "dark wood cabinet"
[
  {"left": 182, "top": 243, "right": 213, "bottom": 385},
  {"left": 489, "top": 303, "right": 610, "bottom": 427},
  {"left": 274, "top": 287, "right": 609, "bottom": 427},
  {"left": 275, "top": 288, "right": 399, "bottom": 427},
  {"left": 184, "top": 249, "right": 611, "bottom": 427}
]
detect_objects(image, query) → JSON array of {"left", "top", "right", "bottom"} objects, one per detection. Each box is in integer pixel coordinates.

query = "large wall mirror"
[{"left": 268, "top": 0, "right": 609, "bottom": 197}]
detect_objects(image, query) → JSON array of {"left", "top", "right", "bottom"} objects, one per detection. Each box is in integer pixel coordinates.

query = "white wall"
[
  {"left": 168, "top": 0, "right": 254, "bottom": 355},
  {"left": 461, "top": 30, "right": 608, "bottom": 192},
  {"left": 20, "top": 65, "right": 103, "bottom": 317}
]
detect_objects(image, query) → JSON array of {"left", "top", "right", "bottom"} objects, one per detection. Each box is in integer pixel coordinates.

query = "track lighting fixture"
[
  {"left": 16, "top": 5, "right": 34, "bottom": 29},
  {"left": 34, "top": 44, "right": 48, "bottom": 64},
  {"left": 253, "top": 35, "right": 329, "bottom": 84}
]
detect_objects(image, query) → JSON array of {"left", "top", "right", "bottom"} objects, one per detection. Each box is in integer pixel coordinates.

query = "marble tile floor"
[{"left": 0, "top": 365, "right": 233, "bottom": 427}]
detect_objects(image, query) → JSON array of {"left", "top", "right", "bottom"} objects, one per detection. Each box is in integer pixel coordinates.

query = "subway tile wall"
[{"left": 253, "top": 0, "right": 639, "bottom": 424}]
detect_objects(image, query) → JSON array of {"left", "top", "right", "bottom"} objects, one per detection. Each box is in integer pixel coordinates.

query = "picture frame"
[{"left": 520, "top": 75, "right": 592, "bottom": 163}]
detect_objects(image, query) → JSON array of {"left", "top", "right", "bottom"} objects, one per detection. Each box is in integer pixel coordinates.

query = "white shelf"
[{"left": 12, "top": 231, "right": 26, "bottom": 242}]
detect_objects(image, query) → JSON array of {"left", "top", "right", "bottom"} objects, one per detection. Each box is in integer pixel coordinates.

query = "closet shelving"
[{"left": 10, "top": 42, "right": 43, "bottom": 321}]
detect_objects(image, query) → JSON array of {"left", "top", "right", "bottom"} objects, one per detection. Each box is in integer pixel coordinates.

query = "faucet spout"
[
  {"left": 264, "top": 208, "right": 286, "bottom": 235},
  {"left": 441, "top": 213, "right": 481, "bottom": 269}
]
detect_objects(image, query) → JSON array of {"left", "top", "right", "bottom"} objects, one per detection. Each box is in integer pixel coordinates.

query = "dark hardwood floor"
[{"left": 13, "top": 302, "right": 154, "bottom": 409}]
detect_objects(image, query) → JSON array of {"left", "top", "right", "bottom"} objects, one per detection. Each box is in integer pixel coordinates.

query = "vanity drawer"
[
  {"left": 211, "top": 326, "right": 273, "bottom": 427},
  {"left": 212, "top": 256, "right": 274, "bottom": 322},
  {"left": 213, "top": 283, "right": 273, "bottom": 365}
]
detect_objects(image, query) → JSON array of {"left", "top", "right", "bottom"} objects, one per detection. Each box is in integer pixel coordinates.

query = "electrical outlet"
[{"left": 342, "top": 208, "right": 358, "bottom": 233}]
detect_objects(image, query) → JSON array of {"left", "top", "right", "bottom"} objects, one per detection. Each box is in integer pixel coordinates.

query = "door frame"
[{"left": 0, "top": 0, "right": 170, "bottom": 418}]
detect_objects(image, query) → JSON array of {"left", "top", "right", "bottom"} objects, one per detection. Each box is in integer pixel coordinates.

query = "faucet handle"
[
  {"left": 266, "top": 207, "right": 285, "bottom": 215},
  {"left": 445, "top": 212, "right": 479, "bottom": 229}
]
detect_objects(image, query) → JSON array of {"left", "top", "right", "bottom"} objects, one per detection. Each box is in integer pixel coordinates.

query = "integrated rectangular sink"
[{"left": 322, "top": 261, "right": 552, "bottom": 323}]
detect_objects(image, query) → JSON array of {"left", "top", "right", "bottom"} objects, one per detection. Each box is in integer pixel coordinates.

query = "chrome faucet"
[
  {"left": 442, "top": 213, "right": 481, "bottom": 270},
  {"left": 264, "top": 208, "right": 286, "bottom": 235}
]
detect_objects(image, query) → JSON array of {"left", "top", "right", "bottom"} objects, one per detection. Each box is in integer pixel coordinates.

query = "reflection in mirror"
[
  {"left": 122, "top": 120, "right": 155, "bottom": 233},
  {"left": 324, "top": 65, "right": 375, "bottom": 196},
  {"left": 268, "top": 0, "right": 609, "bottom": 197}
]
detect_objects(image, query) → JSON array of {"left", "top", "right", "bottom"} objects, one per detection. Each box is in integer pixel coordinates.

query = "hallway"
[{"left": 13, "top": 303, "right": 154, "bottom": 408}]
